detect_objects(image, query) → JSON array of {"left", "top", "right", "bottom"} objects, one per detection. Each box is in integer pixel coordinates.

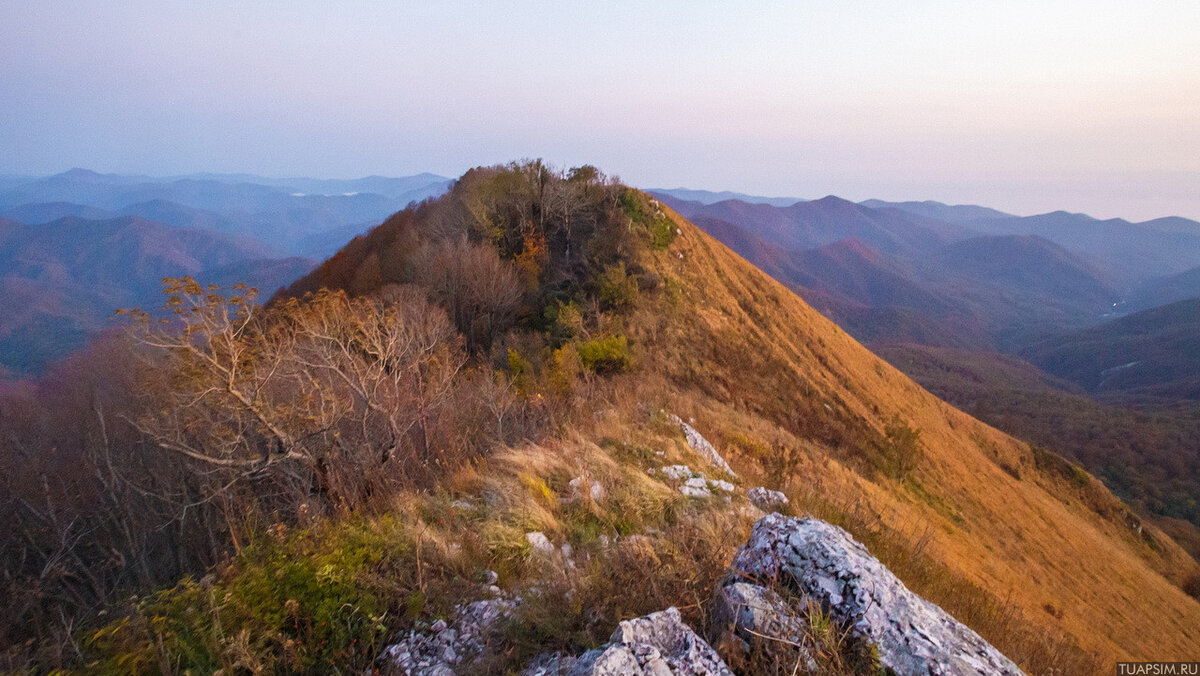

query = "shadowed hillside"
[
  {"left": 0, "top": 216, "right": 309, "bottom": 374},
  {"left": 1024, "top": 297, "right": 1200, "bottom": 399}
]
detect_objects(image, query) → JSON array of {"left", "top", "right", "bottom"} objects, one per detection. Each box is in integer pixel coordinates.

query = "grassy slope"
[
  {"left": 640, "top": 204, "right": 1200, "bottom": 662},
  {"left": 85, "top": 184, "right": 1200, "bottom": 672},
  {"left": 874, "top": 343, "right": 1200, "bottom": 534}
]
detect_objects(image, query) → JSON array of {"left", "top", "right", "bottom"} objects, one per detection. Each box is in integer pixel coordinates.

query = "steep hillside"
[
  {"left": 637, "top": 201, "right": 1200, "bottom": 663},
  {"left": 1024, "top": 297, "right": 1200, "bottom": 399},
  {"left": 283, "top": 165, "right": 1200, "bottom": 664},
  {"left": 875, "top": 343, "right": 1200, "bottom": 539}
]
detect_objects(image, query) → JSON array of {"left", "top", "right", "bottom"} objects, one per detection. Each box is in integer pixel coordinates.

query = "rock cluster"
[
  {"left": 651, "top": 464, "right": 736, "bottom": 498},
  {"left": 563, "top": 607, "right": 733, "bottom": 675},
  {"left": 378, "top": 598, "right": 516, "bottom": 675},
  {"left": 721, "top": 514, "right": 1023, "bottom": 675}
]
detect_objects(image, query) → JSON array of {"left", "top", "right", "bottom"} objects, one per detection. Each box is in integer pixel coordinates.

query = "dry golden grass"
[
  {"left": 625, "top": 203, "right": 1200, "bottom": 667},
  {"left": 80, "top": 182, "right": 1200, "bottom": 674}
]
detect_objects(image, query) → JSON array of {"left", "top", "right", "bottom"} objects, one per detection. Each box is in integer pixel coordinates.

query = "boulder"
[
  {"left": 568, "top": 607, "right": 733, "bottom": 675},
  {"left": 726, "top": 514, "right": 1023, "bottom": 675},
  {"left": 668, "top": 415, "right": 737, "bottom": 477}
]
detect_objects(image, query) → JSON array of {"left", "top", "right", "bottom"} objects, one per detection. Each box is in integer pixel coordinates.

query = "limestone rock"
[
  {"left": 746, "top": 487, "right": 788, "bottom": 511},
  {"left": 526, "top": 531, "right": 555, "bottom": 556},
  {"left": 659, "top": 465, "right": 696, "bottom": 481},
  {"left": 522, "top": 651, "right": 578, "bottom": 675},
  {"left": 668, "top": 414, "right": 737, "bottom": 477},
  {"left": 708, "top": 479, "right": 735, "bottom": 493},
  {"left": 568, "top": 607, "right": 733, "bottom": 675},
  {"left": 712, "top": 581, "right": 817, "bottom": 672},
  {"left": 567, "top": 476, "right": 606, "bottom": 503},
  {"left": 378, "top": 598, "right": 516, "bottom": 674},
  {"left": 729, "top": 514, "right": 1023, "bottom": 675}
]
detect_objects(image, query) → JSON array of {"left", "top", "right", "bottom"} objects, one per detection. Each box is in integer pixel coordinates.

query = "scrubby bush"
[
  {"left": 880, "top": 417, "right": 923, "bottom": 480},
  {"left": 578, "top": 335, "right": 633, "bottom": 374}
]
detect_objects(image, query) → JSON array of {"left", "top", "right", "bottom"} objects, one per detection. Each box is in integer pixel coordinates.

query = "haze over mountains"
[
  {"left": 5, "top": 167, "right": 1200, "bottom": 384},
  {"left": 656, "top": 190, "right": 1200, "bottom": 350},
  {"left": 0, "top": 169, "right": 452, "bottom": 374}
]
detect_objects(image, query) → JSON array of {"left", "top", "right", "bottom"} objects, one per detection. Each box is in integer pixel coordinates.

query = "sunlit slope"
[{"left": 641, "top": 203, "right": 1200, "bottom": 661}]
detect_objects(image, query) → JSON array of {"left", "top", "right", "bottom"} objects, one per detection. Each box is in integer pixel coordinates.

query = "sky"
[{"left": 1, "top": 1, "right": 1198, "bottom": 221}]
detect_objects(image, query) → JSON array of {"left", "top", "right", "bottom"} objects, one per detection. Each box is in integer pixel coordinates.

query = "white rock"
[
  {"left": 660, "top": 465, "right": 696, "bottom": 481},
  {"left": 526, "top": 531, "right": 556, "bottom": 556},
  {"left": 712, "top": 582, "right": 817, "bottom": 672},
  {"left": 707, "top": 479, "right": 735, "bottom": 493},
  {"left": 567, "top": 476, "right": 606, "bottom": 503},
  {"left": 567, "top": 607, "right": 733, "bottom": 675},
  {"left": 728, "top": 514, "right": 1023, "bottom": 675},
  {"left": 377, "top": 598, "right": 517, "bottom": 674},
  {"left": 746, "top": 487, "right": 788, "bottom": 511},
  {"left": 667, "top": 415, "right": 737, "bottom": 477}
]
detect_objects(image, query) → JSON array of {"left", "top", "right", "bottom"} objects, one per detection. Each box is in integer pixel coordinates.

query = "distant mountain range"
[
  {"left": 0, "top": 168, "right": 453, "bottom": 374},
  {"left": 0, "top": 169, "right": 452, "bottom": 256},
  {"left": 1024, "top": 297, "right": 1200, "bottom": 400},
  {"left": 651, "top": 188, "right": 1200, "bottom": 408},
  {"left": 648, "top": 187, "right": 804, "bottom": 207},
  {"left": 5, "top": 169, "right": 1200, "bottom": 391},
  {"left": 655, "top": 193, "right": 1138, "bottom": 351},
  {"left": 0, "top": 215, "right": 315, "bottom": 373}
]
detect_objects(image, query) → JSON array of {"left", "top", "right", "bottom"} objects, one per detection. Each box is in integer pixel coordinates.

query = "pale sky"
[{"left": 2, "top": 1, "right": 1198, "bottom": 220}]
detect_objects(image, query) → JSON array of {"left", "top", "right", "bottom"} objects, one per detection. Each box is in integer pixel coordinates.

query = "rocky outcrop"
[
  {"left": 720, "top": 514, "right": 1023, "bottom": 675},
  {"left": 712, "top": 581, "right": 818, "bottom": 672},
  {"left": 668, "top": 414, "right": 737, "bottom": 477},
  {"left": 377, "top": 598, "right": 515, "bottom": 675},
  {"left": 567, "top": 607, "right": 733, "bottom": 675}
]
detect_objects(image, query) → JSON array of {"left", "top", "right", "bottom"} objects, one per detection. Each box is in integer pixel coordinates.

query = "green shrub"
[
  {"left": 578, "top": 335, "right": 632, "bottom": 374},
  {"left": 595, "top": 263, "right": 639, "bottom": 312},
  {"left": 618, "top": 188, "right": 676, "bottom": 250},
  {"left": 86, "top": 522, "right": 400, "bottom": 674}
]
